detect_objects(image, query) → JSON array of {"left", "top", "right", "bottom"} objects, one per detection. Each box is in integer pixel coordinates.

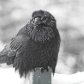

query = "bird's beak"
[
  {"left": 33, "top": 17, "right": 42, "bottom": 25},
  {"left": 34, "top": 17, "right": 40, "bottom": 22},
  {"left": 34, "top": 17, "right": 41, "bottom": 23}
]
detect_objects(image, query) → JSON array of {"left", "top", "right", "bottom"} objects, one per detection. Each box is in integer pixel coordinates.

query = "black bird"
[{"left": 0, "top": 10, "right": 60, "bottom": 77}]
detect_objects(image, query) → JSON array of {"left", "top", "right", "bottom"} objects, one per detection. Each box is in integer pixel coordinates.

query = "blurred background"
[{"left": 0, "top": 0, "right": 84, "bottom": 84}]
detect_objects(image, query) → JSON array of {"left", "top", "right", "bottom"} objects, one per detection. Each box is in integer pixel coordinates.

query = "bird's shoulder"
[
  {"left": 17, "top": 23, "right": 30, "bottom": 36},
  {"left": 0, "top": 24, "right": 31, "bottom": 57}
]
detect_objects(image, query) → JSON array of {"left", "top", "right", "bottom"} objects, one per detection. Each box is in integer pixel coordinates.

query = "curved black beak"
[{"left": 34, "top": 17, "right": 40, "bottom": 22}]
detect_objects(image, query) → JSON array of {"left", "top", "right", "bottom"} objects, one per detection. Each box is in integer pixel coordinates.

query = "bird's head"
[
  {"left": 28, "top": 10, "right": 57, "bottom": 43},
  {"left": 31, "top": 10, "right": 56, "bottom": 29}
]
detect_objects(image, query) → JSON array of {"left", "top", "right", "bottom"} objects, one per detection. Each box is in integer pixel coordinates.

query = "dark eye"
[{"left": 41, "top": 16, "right": 47, "bottom": 21}]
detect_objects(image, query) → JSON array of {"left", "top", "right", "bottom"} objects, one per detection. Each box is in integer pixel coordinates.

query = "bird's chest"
[
  {"left": 24, "top": 39, "right": 55, "bottom": 61},
  {"left": 29, "top": 41, "right": 50, "bottom": 54}
]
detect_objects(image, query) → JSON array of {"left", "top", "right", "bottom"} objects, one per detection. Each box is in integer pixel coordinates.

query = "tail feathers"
[
  {"left": 0, "top": 54, "right": 14, "bottom": 65},
  {"left": 0, "top": 55, "right": 7, "bottom": 64}
]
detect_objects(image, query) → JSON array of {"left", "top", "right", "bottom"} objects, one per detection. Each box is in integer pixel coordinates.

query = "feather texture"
[{"left": 0, "top": 10, "right": 60, "bottom": 77}]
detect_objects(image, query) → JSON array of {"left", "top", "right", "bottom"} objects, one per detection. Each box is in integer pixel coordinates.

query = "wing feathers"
[{"left": 0, "top": 32, "right": 29, "bottom": 65}]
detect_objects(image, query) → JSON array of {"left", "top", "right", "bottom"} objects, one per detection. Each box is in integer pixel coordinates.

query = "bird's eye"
[{"left": 41, "top": 16, "right": 47, "bottom": 21}]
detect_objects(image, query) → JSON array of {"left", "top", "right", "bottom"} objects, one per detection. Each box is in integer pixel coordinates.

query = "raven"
[{"left": 0, "top": 10, "right": 60, "bottom": 77}]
